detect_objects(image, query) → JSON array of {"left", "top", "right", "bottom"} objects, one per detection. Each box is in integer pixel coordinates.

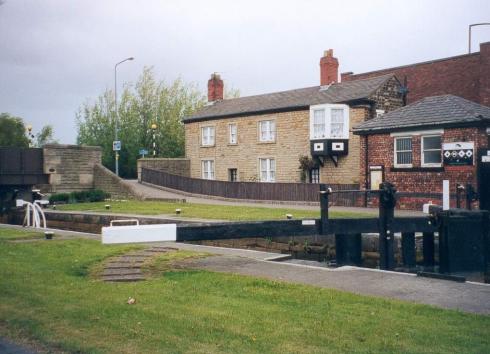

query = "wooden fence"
[{"left": 141, "top": 167, "right": 360, "bottom": 205}]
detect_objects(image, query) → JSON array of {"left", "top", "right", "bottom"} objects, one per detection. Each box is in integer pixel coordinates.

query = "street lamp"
[
  {"left": 114, "top": 57, "right": 134, "bottom": 176},
  {"left": 468, "top": 23, "right": 490, "bottom": 53}
]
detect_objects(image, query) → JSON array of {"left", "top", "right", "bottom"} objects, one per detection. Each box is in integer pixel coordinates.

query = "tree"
[
  {"left": 35, "top": 125, "right": 58, "bottom": 147},
  {"left": 0, "top": 113, "right": 29, "bottom": 147},
  {"left": 76, "top": 67, "right": 206, "bottom": 178}
]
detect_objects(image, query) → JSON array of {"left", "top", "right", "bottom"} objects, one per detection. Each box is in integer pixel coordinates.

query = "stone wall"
[
  {"left": 342, "top": 42, "right": 490, "bottom": 106},
  {"left": 137, "top": 158, "right": 190, "bottom": 181},
  {"left": 93, "top": 164, "right": 143, "bottom": 200},
  {"left": 43, "top": 144, "right": 102, "bottom": 192}
]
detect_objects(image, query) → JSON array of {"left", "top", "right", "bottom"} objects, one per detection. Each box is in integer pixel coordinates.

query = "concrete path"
[{"left": 127, "top": 180, "right": 423, "bottom": 217}]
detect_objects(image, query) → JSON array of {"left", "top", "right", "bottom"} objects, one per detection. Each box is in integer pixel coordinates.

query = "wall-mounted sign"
[{"left": 443, "top": 142, "right": 474, "bottom": 166}]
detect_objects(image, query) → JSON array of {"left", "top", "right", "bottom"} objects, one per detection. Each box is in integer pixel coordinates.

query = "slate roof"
[
  {"left": 184, "top": 73, "right": 395, "bottom": 122},
  {"left": 353, "top": 95, "right": 490, "bottom": 134}
]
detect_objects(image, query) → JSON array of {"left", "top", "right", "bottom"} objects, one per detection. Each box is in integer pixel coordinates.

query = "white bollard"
[{"left": 443, "top": 180, "right": 450, "bottom": 210}]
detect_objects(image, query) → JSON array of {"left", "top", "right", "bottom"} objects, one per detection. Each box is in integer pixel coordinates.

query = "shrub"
[{"left": 49, "top": 189, "right": 109, "bottom": 204}]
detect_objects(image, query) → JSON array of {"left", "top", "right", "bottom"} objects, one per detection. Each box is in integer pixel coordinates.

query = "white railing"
[{"left": 19, "top": 200, "right": 47, "bottom": 229}]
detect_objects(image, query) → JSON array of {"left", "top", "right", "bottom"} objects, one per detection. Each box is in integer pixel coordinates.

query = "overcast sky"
[{"left": 1, "top": 0, "right": 489, "bottom": 143}]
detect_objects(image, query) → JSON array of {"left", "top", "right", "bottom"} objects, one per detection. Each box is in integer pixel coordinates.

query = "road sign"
[
  {"left": 113, "top": 141, "right": 121, "bottom": 151},
  {"left": 139, "top": 149, "right": 148, "bottom": 156}
]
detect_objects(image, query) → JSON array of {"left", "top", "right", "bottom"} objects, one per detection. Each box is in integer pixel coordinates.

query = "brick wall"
[
  {"left": 343, "top": 42, "right": 490, "bottom": 106},
  {"left": 360, "top": 127, "right": 489, "bottom": 209},
  {"left": 43, "top": 144, "right": 102, "bottom": 192},
  {"left": 137, "top": 158, "right": 190, "bottom": 181}
]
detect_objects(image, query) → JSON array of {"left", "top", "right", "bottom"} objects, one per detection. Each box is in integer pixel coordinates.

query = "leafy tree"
[
  {"left": 76, "top": 67, "right": 206, "bottom": 178},
  {"left": 0, "top": 113, "right": 29, "bottom": 147},
  {"left": 35, "top": 125, "right": 57, "bottom": 147}
]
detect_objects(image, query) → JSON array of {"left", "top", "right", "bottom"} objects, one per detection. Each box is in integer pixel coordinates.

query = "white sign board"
[
  {"left": 482, "top": 156, "right": 490, "bottom": 163},
  {"left": 443, "top": 142, "right": 474, "bottom": 150},
  {"left": 102, "top": 223, "right": 177, "bottom": 244}
]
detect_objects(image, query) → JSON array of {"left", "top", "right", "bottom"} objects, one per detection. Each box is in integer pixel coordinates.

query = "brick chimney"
[
  {"left": 320, "top": 49, "right": 339, "bottom": 85},
  {"left": 207, "top": 73, "right": 224, "bottom": 102}
]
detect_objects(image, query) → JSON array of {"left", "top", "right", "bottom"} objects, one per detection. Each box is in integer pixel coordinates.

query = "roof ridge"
[{"left": 212, "top": 73, "right": 395, "bottom": 105}]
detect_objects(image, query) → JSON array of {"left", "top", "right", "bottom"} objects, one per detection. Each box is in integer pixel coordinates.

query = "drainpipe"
[{"left": 364, "top": 134, "right": 369, "bottom": 207}]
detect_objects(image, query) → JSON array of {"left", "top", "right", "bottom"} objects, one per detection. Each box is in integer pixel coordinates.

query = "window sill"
[
  {"left": 227, "top": 143, "right": 238, "bottom": 146},
  {"left": 390, "top": 167, "right": 445, "bottom": 172},
  {"left": 200, "top": 145, "right": 215, "bottom": 148},
  {"left": 258, "top": 141, "right": 276, "bottom": 144}
]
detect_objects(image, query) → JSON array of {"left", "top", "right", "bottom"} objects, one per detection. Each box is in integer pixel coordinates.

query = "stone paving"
[{"left": 101, "top": 246, "right": 176, "bottom": 282}]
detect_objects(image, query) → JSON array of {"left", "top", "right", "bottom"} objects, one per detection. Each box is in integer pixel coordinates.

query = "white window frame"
[
  {"left": 309, "top": 104, "right": 350, "bottom": 140},
  {"left": 259, "top": 158, "right": 276, "bottom": 182},
  {"left": 421, "top": 135, "right": 442, "bottom": 167},
  {"left": 228, "top": 123, "right": 237, "bottom": 145},
  {"left": 201, "top": 159, "right": 215, "bottom": 180},
  {"left": 201, "top": 126, "right": 215, "bottom": 146},
  {"left": 394, "top": 136, "right": 413, "bottom": 168},
  {"left": 258, "top": 120, "right": 276, "bottom": 142}
]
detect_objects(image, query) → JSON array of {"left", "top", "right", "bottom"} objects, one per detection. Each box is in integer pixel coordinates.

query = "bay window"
[{"left": 309, "top": 104, "right": 349, "bottom": 140}]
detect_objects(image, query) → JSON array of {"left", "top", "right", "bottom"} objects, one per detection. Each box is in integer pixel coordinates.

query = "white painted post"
[{"left": 443, "top": 180, "right": 450, "bottom": 210}]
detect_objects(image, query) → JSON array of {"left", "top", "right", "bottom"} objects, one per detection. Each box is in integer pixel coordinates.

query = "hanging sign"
[{"left": 443, "top": 142, "right": 474, "bottom": 166}]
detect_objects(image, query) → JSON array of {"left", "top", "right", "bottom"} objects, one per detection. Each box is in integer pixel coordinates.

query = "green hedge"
[{"left": 49, "top": 189, "right": 110, "bottom": 204}]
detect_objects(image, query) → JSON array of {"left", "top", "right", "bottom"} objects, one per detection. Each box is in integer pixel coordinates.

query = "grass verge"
[
  {"left": 0, "top": 227, "right": 488, "bottom": 353},
  {"left": 55, "top": 200, "right": 373, "bottom": 220}
]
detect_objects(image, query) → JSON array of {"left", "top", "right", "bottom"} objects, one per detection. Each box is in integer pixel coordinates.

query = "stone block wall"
[
  {"left": 137, "top": 158, "right": 190, "bottom": 181},
  {"left": 43, "top": 144, "right": 102, "bottom": 192},
  {"left": 93, "top": 164, "right": 142, "bottom": 200},
  {"left": 185, "top": 106, "right": 371, "bottom": 184}
]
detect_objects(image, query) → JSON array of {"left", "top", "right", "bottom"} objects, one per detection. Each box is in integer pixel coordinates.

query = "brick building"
[
  {"left": 342, "top": 41, "right": 490, "bottom": 107},
  {"left": 353, "top": 95, "right": 490, "bottom": 209},
  {"left": 183, "top": 50, "right": 403, "bottom": 184}
]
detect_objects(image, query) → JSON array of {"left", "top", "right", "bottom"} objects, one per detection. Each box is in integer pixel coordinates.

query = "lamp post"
[
  {"left": 468, "top": 23, "right": 490, "bottom": 53},
  {"left": 114, "top": 57, "right": 134, "bottom": 176},
  {"left": 151, "top": 123, "right": 157, "bottom": 157},
  {"left": 26, "top": 124, "right": 34, "bottom": 147}
]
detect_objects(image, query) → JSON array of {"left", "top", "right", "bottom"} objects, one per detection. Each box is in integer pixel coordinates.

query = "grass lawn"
[
  {"left": 1, "top": 228, "right": 489, "bottom": 353},
  {"left": 56, "top": 200, "right": 373, "bottom": 221}
]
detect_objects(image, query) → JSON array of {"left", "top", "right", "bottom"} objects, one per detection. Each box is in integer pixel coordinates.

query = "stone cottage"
[{"left": 183, "top": 50, "right": 403, "bottom": 185}]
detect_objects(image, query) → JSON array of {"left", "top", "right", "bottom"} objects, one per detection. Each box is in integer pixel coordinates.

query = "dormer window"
[{"left": 309, "top": 104, "right": 349, "bottom": 140}]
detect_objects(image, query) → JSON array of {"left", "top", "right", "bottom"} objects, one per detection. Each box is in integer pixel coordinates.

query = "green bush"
[
  {"left": 49, "top": 193, "right": 70, "bottom": 204},
  {"left": 49, "top": 189, "right": 109, "bottom": 204}
]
